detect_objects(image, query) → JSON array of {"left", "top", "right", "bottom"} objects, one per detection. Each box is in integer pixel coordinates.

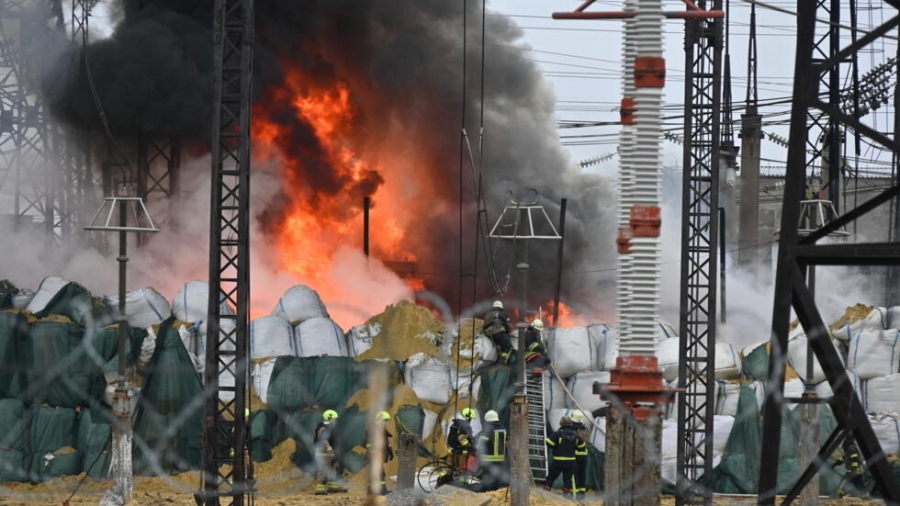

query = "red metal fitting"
[
  {"left": 594, "top": 356, "right": 681, "bottom": 419},
  {"left": 620, "top": 97, "right": 636, "bottom": 125},
  {"left": 616, "top": 227, "right": 632, "bottom": 254},
  {"left": 634, "top": 57, "right": 666, "bottom": 88},
  {"left": 629, "top": 205, "right": 661, "bottom": 238}
]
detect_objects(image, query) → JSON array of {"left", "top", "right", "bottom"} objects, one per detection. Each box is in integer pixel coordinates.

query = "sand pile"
[{"left": 356, "top": 301, "right": 446, "bottom": 362}]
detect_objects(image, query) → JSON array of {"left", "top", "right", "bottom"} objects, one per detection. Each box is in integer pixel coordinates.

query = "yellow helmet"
[
  {"left": 323, "top": 409, "right": 338, "bottom": 421},
  {"left": 461, "top": 407, "right": 477, "bottom": 420},
  {"left": 377, "top": 411, "right": 391, "bottom": 421}
]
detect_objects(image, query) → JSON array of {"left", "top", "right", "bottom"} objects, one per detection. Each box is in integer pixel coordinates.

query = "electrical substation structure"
[{"left": 758, "top": 2, "right": 900, "bottom": 504}]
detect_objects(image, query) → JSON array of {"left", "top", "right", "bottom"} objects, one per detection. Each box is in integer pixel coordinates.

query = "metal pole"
[
  {"left": 552, "top": 199, "right": 568, "bottom": 327},
  {"left": 364, "top": 196, "right": 370, "bottom": 257},
  {"left": 719, "top": 207, "right": 726, "bottom": 324},
  {"left": 112, "top": 193, "right": 133, "bottom": 501}
]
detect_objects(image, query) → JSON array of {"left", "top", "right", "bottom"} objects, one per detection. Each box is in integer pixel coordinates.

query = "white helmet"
[
  {"left": 484, "top": 410, "right": 500, "bottom": 422},
  {"left": 532, "top": 319, "right": 544, "bottom": 330},
  {"left": 570, "top": 410, "right": 584, "bottom": 423},
  {"left": 492, "top": 300, "right": 504, "bottom": 309}
]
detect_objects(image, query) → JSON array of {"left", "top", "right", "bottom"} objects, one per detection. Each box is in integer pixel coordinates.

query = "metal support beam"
[
  {"left": 198, "top": 0, "right": 254, "bottom": 504},
  {"left": 757, "top": 2, "right": 900, "bottom": 504}
]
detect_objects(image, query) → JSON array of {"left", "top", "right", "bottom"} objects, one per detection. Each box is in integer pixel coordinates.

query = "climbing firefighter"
[
  {"left": 524, "top": 318, "right": 550, "bottom": 370},
  {"left": 544, "top": 415, "right": 586, "bottom": 499},
  {"left": 313, "top": 409, "right": 348, "bottom": 495},
  {"left": 365, "top": 410, "right": 394, "bottom": 495},
  {"left": 570, "top": 410, "right": 590, "bottom": 502},
  {"left": 476, "top": 409, "right": 509, "bottom": 491},
  {"left": 483, "top": 300, "right": 514, "bottom": 364},
  {"left": 446, "top": 407, "right": 478, "bottom": 474}
]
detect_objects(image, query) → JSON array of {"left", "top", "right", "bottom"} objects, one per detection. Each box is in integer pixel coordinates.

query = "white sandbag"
[
  {"left": 546, "top": 408, "right": 592, "bottom": 432},
  {"left": 450, "top": 367, "right": 480, "bottom": 401},
  {"left": 587, "top": 324, "right": 614, "bottom": 371},
  {"left": 660, "top": 418, "right": 680, "bottom": 483},
  {"left": 252, "top": 359, "right": 277, "bottom": 405},
  {"left": 815, "top": 371, "right": 861, "bottom": 400},
  {"left": 12, "top": 290, "right": 33, "bottom": 309},
  {"left": 271, "top": 285, "right": 328, "bottom": 324},
  {"left": 787, "top": 334, "right": 844, "bottom": 384},
  {"left": 869, "top": 414, "right": 900, "bottom": 455},
  {"left": 422, "top": 409, "right": 439, "bottom": 440},
  {"left": 543, "top": 370, "right": 568, "bottom": 410},
  {"left": 847, "top": 328, "right": 900, "bottom": 380},
  {"left": 25, "top": 276, "right": 70, "bottom": 313},
  {"left": 715, "top": 343, "right": 742, "bottom": 380},
  {"left": 864, "top": 373, "right": 900, "bottom": 415},
  {"left": 171, "top": 280, "right": 235, "bottom": 325},
  {"left": 714, "top": 381, "right": 741, "bottom": 416},
  {"left": 566, "top": 371, "right": 611, "bottom": 414},
  {"left": 405, "top": 354, "right": 450, "bottom": 405},
  {"left": 219, "top": 366, "right": 235, "bottom": 403},
  {"left": 137, "top": 326, "right": 159, "bottom": 371},
  {"left": 250, "top": 315, "right": 295, "bottom": 361},
  {"left": 657, "top": 337, "right": 680, "bottom": 382},
  {"left": 781, "top": 377, "right": 807, "bottom": 409},
  {"left": 124, "top": 287, "right": 171, "bottom": 329},
  {"left": 548, "top": 327, "right": 595, "bottom": 378},
  {"left": 832, "top": 306, "right": 888, "bottom": 340},
  {"left": 294, "top": 317, "right": 348, "bottom": 357},
  {"left": 347, "top": 322, "right": 381, "bottom": 357},
  {"left": 589, "top": 416, "right": 607, "bottom": 452}
]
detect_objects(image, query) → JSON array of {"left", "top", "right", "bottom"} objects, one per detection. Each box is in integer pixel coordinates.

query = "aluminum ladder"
[{"left": 524, "top": 369, "right": 548, "bottom": 483}]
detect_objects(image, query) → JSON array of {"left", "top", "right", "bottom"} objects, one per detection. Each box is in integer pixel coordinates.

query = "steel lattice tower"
[
  {"left": 676, "top": 1, "right": 722, "bottom": 504},
  {"left": 0, "top": 0, "right": 65, "bottom": 240},
  {"left": 757, "top": 1, "right": 900, "bottom": 503},
  {"left": 198, "top": 0, "right": 254, "bottom": 504}
]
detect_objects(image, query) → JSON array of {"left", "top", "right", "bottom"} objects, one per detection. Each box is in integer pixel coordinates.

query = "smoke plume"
[{"left": 39, "top": 0, "right": 618, "bottom": 320}]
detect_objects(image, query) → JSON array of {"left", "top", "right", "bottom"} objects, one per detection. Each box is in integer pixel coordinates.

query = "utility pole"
[{"left": 738, "top": 1, "right": 762, "bottom": 275}]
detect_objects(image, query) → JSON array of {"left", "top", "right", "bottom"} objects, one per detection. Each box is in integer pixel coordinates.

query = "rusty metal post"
[
  {"left": 599, "top": 356, "right": 678, "bottom": 506},
  {"left": 397, "top": 433, "right": 417, "bottom": 490},
  {"left": 509, "top": 393, "right": 530, "bottom": 505}
]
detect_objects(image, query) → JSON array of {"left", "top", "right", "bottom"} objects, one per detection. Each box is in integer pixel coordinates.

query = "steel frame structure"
[
  {"left": 675, "top": 2, "right": 722, "bottom": 505},
  {"left": 198, "top": 0, "right": 254, "bottom": 503},
  {"left": 757, "top": 1, "right": 900, "bottom": 504},
  {"left": 0, "top": 1, "right": 64, "bottom": 240}
]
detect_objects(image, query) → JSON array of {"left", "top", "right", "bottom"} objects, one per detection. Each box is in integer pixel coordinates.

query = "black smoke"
[{"left": 40, "top": 0, "right": 617, "bottom": 318}]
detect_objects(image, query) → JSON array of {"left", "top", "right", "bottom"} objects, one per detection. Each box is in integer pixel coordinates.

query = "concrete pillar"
[
  {"left": 396, "top": 433, "right": 417, "bottom": 490},
  {"left": 509, "top": 394, "right": 530, "bottom": 505},
  {"left": 605, "top": 402, "right": 663, "bottom": 505},
  {"left": 738, "top": 111, "right": 762, "bottom": 273}
]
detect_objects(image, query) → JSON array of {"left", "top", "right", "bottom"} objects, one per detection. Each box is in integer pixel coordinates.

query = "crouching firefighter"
[{"left": 483, "top": 300, "right": 514, "bottom": 365}]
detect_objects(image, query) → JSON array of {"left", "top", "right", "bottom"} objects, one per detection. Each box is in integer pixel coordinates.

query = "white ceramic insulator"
[
  {"left": 616, "top": 0, "right": 637, "bottom": 345},
  {"left": 619, "top": 0, "right": 663, "bottom": 357}
]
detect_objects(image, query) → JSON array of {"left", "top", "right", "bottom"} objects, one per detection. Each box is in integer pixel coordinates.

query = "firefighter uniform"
[{"left": 544, "top": 417, "right": 586, "bottom": 498}]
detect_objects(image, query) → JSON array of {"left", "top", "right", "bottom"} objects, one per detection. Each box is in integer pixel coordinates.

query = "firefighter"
[
  {"left": 524, "top": 318, "right": 550, "bottom": 371},
  {"left": 476, "top": 409, "right": 509, "bottom": 491},
  {"left": 544, "top": 416, "right": 585, "bottom": 498},
  {"left": 365, "top": 410, "right": 394, "bottom": 495},
  {"left": 446, "top": 407, "right": 478, "bottom": 474},
  {"left": 483, "top": 300, "right": 514, "bottom": 364},
  {"left": 313, "top": 409, "right": 347, "bottom": 495},
  {"left": 570, "top": 410, "right": 590, "bottom": 502}
]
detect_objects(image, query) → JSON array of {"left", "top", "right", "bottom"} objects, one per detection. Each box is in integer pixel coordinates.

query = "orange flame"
[
  {"left": 251, "top": 68, "right": 423, "bottom": 306},
  {"left": 542, "top": 300, "right": 596, "bottom": 328}
]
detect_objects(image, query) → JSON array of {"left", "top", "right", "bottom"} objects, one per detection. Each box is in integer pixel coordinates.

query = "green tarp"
[
  {"left": 0, "top": 280, "right": 17, "bottom": 310},
  {"left": 33, "top": 281, "right": 114, "bottom": 328},
  {"left": 28, "top": 406, "right": 79, "bottom": 481},
  {"left": 133, "top": 317, "right": 203, "bottom": 475},
  {"left": 0, "top": 311, "right": 30, "bottom": 398},
  {"left": 742, "top": 344, "right": 769, "bottom": 380},
  {"left": 476, "top": 364, "right": 516, "bottom": 428},
  {"left": 78, "top": 408, "right": 111, "bottom": 479},
  {"left": 267, "top": 356, "right": 370, "bottom": 415},
  {"left": 0, "top": 398, "right": 29, "bottom": 450}
]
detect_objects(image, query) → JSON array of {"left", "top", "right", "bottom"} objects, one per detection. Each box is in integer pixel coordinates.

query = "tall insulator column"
[
  {"left": 615, "top": 0, "right": 637, "bottom": 349},
  {"left": 621, "top": 0, "right": 663, "bottom": 356}
]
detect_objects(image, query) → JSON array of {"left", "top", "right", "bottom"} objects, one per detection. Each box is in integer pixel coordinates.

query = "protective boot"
[{"left": 314, "top": 484, "right": 328, "bottom": 495}]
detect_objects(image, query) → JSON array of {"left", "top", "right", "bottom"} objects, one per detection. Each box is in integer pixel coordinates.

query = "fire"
[
  {"left": 542, "top": 300, "right": 595, "bottom": 328},
  {"left": 250, "top": 66, "right": 424, "bottom": 317}
]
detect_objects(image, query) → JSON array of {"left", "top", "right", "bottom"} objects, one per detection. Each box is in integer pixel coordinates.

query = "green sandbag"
[
  {"left": 78, "top": 408, "right": 111, "bottom": 480},
  {"left": 742, "top": 344, "right": 769, "bottom": 380},
  {"left": 37, "top": 450, "right": 82, "bottom": 480},
  {"left": 33, "top": 281, "right": 114, "bottom": 328},
  {"left": 0, "top": 448, "right": 27, "bottom": 482},
  {"left": 0, "top": 398, "right": 29, "bottom": 449},
  {"left": 28, "top": 406, "right": 79, "bottom": 481},
  {"left": 267, "top": 356, "right": 369, "bottom": 414},
  {"left": 0, "top": 311, "right": 29, "bottom": 398}
]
